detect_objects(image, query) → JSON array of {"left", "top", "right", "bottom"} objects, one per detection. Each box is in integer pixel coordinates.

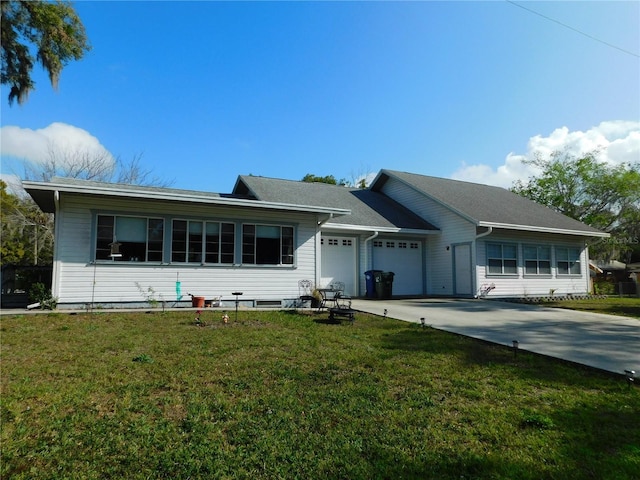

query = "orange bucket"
[{"left": 191, "top": 296, "right": 205, "bottom": 308}]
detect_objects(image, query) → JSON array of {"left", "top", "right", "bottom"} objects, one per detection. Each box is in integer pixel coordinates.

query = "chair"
[
  {"left": 329, "top": 281, "right": 345, "bottom": 294},
  {"left": 298, "top": 279, "right": 315, "bottom": 309}
]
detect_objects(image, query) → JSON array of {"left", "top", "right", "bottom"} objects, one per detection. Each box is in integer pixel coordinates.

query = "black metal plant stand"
[{"left": 232, "top": 292, "right": 243, "bottom": 322}]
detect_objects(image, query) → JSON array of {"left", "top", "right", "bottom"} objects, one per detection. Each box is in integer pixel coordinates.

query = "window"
[
  {"left": 373, "top": 240, "right": 383, "bottom": 248},
  {"left": 398, "top": 242, "right": 407, "bottom": 249},
  {"left": 556, "top": 247, "right": 581, "bottom": 275},
  {"left": 172, "top": 220, "right": 235, "bottom": 264},
  {"left": 524, "top": 245, "right": 551, "bottom": 275},
  {"left": 487, "top": 243, "right": 517, "bottom": 275},
  {"left": 95, "top": 215, "right": 164, "bottom": 262},
  {"left": 242, "top": 224, "right": 294, "bottom": 265}
]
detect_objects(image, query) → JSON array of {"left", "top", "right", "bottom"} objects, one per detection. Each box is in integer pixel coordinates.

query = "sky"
[{"left": 1, "top": 1, "right": 639, "bottom": 194}]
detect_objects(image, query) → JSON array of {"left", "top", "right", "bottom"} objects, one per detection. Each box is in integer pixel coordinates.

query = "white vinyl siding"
[
  {"left": 476, "top": 231, "right": 589, "bottom": 297},
  {"left": 52, "top": 194, "right": 317, "bottom": 306},
  {"left": 379, "top": 177, "right": 475, "bottom": 296}
]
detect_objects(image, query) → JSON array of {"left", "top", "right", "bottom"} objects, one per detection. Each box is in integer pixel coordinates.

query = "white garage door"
[
  {"left": 321, "top": 236, "right": 357, "bottom": 295},
  {"left": 372, "top": 239, "right": 423, "bottom": 296}
]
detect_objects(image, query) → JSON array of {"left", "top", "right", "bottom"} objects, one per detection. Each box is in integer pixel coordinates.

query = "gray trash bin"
[{"left": 375, "top": 271, "right": 394, "bottom": 299}]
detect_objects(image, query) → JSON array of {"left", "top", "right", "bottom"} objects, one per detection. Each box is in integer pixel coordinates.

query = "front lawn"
[
  {"left": 540, "top": 297, "right": 640, "bottom": 319},
  {"left": 1, "top": 310, "right": 638, "bottom": 479}
]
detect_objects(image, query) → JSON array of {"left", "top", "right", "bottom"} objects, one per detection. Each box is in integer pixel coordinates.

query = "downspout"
[
  {"left": 364, "top": 231, "right": 379, "bottom": 272},
  {"left": 52, "top": 191, "right": 60, "bottom": 300},
  {"left": 475, "top": 226, "right": 493, "bottom": 239}
]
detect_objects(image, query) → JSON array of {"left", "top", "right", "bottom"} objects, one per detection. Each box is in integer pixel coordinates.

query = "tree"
[
  {"left": 1, "top": 0, "right": 90, "bottom": 105},
  {"left": 6, "top": 148, "right": 173, "bottom": 267},
  {"left": 1, "top": 180, "right": 53, "bottom": 266},
  {"left": 302, "top": 173, "right": 346, "bottom": 185},
  {"left": 512, "top": 150, "right": 640, "bottom": 262},
  {"left": 21, "top": 145, "right": 174, "bottom": 187}
]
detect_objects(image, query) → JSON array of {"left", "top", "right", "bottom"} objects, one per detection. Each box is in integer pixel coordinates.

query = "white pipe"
[
  {"left": 476, "top": 226, "right": 493, "bottom": 239},
  {"left": 364, "top": 231, "right": 379, "bottom": 271}
]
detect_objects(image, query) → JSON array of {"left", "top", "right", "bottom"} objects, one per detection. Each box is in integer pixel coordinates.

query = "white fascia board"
[
  {"left": 23, "top": 181, "right": 350, "bottom": 217},
  {"left": 478, "top": 221, "right": 610, "bottom": 238},
  {"left": 322, "top": 222, "right": 439, "bottom": 235}
]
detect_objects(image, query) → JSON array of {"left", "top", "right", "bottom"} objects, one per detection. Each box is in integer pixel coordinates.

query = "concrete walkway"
[{"left": 351, "top": 298, "right": 640, "bottom": 376}]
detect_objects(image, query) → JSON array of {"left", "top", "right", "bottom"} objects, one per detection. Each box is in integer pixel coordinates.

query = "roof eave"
[
  {"left": 478, "top": 221, "right": 609, "bottom": 238},
  {"left": 22, "top": 181, "right": 351, "bottom": 217},
  {"left": 322, "top": 222, "right": 439, "bottom": 235}
]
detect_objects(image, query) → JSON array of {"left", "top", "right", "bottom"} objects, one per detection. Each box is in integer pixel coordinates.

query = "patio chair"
[{"left": 298, "top": 279, "right": 315, "bottom": 309}]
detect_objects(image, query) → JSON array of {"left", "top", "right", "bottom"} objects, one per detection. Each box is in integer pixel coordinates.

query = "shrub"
[{"left": 28, "top": 282, "right": 57, "bottom": 310}]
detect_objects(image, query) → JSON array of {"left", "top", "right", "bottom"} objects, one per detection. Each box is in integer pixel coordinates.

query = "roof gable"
[
  {"left": 234, "top": 175, "right": 438, "bottom": 232},
  {"left": 371, "top": 170, "right": 607, "bottom": 237}
]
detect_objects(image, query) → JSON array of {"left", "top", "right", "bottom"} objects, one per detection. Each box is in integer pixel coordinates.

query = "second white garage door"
[
  {"left": 371, "top": 239, "right": 424, "bottom": 296},
  {"left": 321, "top": 236, "right": 357, "bottom": 295}
]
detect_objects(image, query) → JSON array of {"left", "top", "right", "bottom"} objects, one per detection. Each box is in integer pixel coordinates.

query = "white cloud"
[
  {"left": 0, "top": 122, "right": 115, "bottom": 169},
  {"left": 451, "top": 120, "right": 640, "bottom": 188}
]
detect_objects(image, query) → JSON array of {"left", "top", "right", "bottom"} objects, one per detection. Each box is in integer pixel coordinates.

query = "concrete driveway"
[{"left": 350, "top": 298, "right": 639, "bottom": 376}]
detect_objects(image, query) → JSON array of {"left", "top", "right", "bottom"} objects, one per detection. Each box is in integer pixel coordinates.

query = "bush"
[
  {"left": 593, "top": 280, "right": 615, "bottom": 295},
  {"left": 28, "top": 282, "right": 57, "bottom": 310}
]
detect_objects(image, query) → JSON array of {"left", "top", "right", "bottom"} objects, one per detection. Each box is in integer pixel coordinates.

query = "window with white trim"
[
  {"left": 487, "top": 243, "right": 517, "bottom": 275},
  {"left": 171, "top": 220, "right": 235, "bottom": 264},
  {"left": 556, "top": 246, "right": 581, "bottom": 275},
  {"left": 96, "top": 215, "right": 164, "bottom": 262},
  {"left": 242, "top": 224, "right": 294, "bottom": 265},
  {"left": 524, "top": 245, "right": 551, "bottom": 275}
]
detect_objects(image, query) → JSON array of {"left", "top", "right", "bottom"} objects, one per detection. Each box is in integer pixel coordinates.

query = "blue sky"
[{"left": 1, "top": 1, "right": 638, "bottom": 192}]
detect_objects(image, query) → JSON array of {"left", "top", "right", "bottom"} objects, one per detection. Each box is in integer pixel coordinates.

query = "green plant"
[
  {"left": 132, "top": 353, "right": 153, "bottom": 363},
  {"left": 520, "top": 411, "right": 555, "bottom": 430},
  {"left": 135, "top": 283, "right": 164, "bottom": 308},
  {"left": 594, "top": 280, "right": 615, "bottom": 296},
  {"left": 27, "top": 282, "right": 57, "bottom": 310}
]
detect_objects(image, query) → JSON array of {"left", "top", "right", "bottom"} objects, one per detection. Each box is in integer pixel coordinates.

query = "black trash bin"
[
  {"left": 375, "top": 271, "right": 394, "bottom": 299},
  {"left": 364, "top": 270, "right": 382, "bottom": 298}
]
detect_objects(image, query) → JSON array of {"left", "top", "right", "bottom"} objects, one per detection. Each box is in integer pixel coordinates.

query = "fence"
[
  {"left": 615, "top": 282, "right": 639, "bottom": 297},
  {"left": 1, "top": 265, "right": 53, "bottom": 308}
]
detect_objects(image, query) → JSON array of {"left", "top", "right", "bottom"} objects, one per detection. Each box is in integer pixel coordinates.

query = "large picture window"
[
  {"left": 242, "top": 224, "right": 294, "bottom": 265},
  {"left": 172, "top": 220, "right": 235, "bottom": 264},
  {"left": 487, "top": 243, "right": 517, "bottom": 275},
  {"left": 96, "top": 215, "right": 164, "bottom": 262},
  {"left": 556, "top": 247, "right": 581, "bottom": 275},
  {"left": 524, "top": 245, "right": 551, "bottom": 275}
]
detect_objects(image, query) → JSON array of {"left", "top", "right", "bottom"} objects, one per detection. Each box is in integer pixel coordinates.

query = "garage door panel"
[
  {"left": 373, "top": 239, "right": 423, "bottom": 295},
  {"left": 321, "top": 236, "right": 356, "bottom": 295}
]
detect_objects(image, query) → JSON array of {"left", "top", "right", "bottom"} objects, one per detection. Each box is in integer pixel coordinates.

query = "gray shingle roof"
[
  {"left": 373, "top": 170, "right": 606, "bottom": 235},
  {"left": 234, "top": 175, "right": 438, "bottom": 231}
]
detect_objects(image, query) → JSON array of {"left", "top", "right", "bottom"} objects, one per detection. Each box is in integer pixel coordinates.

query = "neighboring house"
[{"left": 23, "top": 170, "right": 608, "bottom": 309}]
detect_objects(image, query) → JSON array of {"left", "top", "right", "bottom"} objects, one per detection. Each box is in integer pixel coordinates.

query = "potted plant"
[{"left": 311, "top": 288, "right": 322, "bottom": 308}]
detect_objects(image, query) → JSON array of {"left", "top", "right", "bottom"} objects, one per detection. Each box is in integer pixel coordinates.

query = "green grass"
[
  {"left": 540, "top": 297, "right": 640, "bottom": 319},
  {"left": 2, "top": 310, "right": 639, "bottom": 479}
]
